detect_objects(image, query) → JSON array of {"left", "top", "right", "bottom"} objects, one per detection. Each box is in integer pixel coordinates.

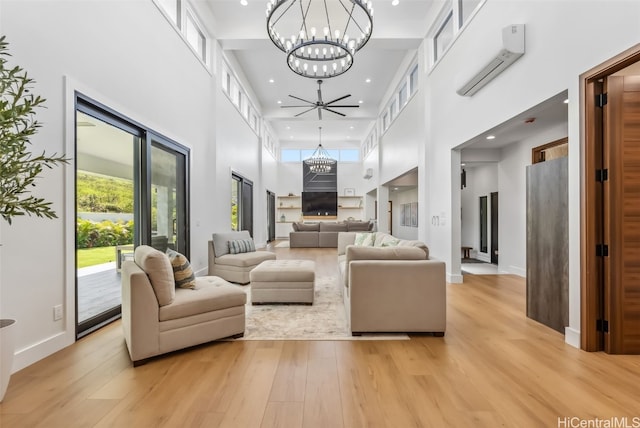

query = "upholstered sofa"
[
  {"left": 208, "top": 231, "right": 276, "bottom": 284},
  {"left": 290, "top": 221, "right": 373, "bottom": 248},
  {"left": 337, "top": 231, "right": 446, "bottom": 335},
  {"left": 121, "top": 245, "right": 247, "bottom": 365}
]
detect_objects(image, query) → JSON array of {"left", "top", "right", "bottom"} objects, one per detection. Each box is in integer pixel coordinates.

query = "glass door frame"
[{"left": 75, "top": 93, "right": 190, "bottom": 338}]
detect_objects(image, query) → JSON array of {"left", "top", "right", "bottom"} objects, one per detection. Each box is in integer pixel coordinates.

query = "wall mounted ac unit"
[
  {"left": 363, "top": 168, "right": 373, "bottom": 179},
  {"left": 456, "top": 24, "right": 525, "bottom": 97}
]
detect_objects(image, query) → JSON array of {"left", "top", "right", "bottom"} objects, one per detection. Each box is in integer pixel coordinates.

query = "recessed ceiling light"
[
  {"left": 277, "top": 100, "right": 282, "bottom": 104},
  {"left": 240, "top": 0, "right": 248, "bottom": 5},
  {"left": 349, "top": 126, "right": 354, "bottom": 130},
  {"left": 486, "top": 135, "right": 496, "bottom": 140},
  {"left": 392, "top": 0, "right": 399, "bottom": 5},
  {"left": 286, "top": 126, "right": 291, "bottom": 130},
  {"left": 563, "top": 98, "right": 569, "bottom": 104},
  {"left": 358, "top": 100, "right": 364, "bottom": 104},
  {"left": 461, "top": 163, "right": 466, "bottom": 166},
  {"left": 269, "top": 78, "right": 274, "bottom": 83},
  {"left": 365, "top": 78, "right": 371, "bottom": 83}
]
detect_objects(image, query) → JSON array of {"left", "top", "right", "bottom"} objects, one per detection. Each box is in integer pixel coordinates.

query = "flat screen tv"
[{"left": 302, "top": 191, "right": 338, "bottom": 216}]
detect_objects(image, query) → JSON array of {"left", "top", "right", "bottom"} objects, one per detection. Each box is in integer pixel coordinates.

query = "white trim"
[
  {"left": 151, "top": 0, "right": 213, "bottom": 73},
  {"left": 564, "top": 326, "right": 580, "bottom": 349},
  {"left": 508, "top": 265, "right": 526, "bottom": 277},
  {"left": 13, "top": 331, "right": 70, "bottom": 373},
  {"left": 447, "top": 273, "right": 463, "bottom": 284},
  {"left": 427, "top": 0, "right": 487, "bottom": 73}
]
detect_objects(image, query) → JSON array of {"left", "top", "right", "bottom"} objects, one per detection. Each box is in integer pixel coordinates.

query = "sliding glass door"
[
  {"left": 75, "top": 95, "right": 189, "bottom": 337},
  {"left": 231, "top": 172, "right": 253, "bottom": 237},
  {"left": 150, "top": 139, "right": 189, "bottom": 256}
]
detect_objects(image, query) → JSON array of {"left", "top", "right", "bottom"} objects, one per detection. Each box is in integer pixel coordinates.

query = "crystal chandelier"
[
  {"left": 266, "top": 0, "right": 374, "bottom": 79},
  {"left": 304, "top": 127, "right": 336, "bottom": 173}
]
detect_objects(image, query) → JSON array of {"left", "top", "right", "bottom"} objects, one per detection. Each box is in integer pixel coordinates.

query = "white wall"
[
  {"left": 0, "top": 0, "right": 263, "bottom": 372},
  {"left": 423, "top": 0, "right": 640, "bottom": 346},
  {"left": 498, "top": 123, "right": 568, "bottom": 277},
  {"left": 390, "top": 188, "right": 419, "bottom": 240}
]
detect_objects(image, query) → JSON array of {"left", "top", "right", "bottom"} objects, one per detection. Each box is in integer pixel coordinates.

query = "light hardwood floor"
[{"left": 1, "top": 245, "right": 639, "bottom": 427}]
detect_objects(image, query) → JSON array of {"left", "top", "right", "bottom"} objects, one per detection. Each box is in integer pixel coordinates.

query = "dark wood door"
[
  {"left": 603, "top": 75, "right": 640, "bottom": 354},
  {"left": 491, "top": 192, "right": 499, "bottom": 264}
]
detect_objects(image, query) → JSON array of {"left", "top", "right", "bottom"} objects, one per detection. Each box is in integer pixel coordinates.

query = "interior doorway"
[
  {"left": 582, "top": 44, "right": 640, "bottom": 354},
  {"left": 490, "top": 192, "right": 499, "bottom": 264}
]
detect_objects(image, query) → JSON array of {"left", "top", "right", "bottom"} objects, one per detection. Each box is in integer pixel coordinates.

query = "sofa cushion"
[
  {"left": 134, "top": 245, "right": 175, "bottom": 306},
  {"left": 212, "top": 231, "right": 251, "bottom": 257},
  {"left": 292, "top": 222, "right": 300, "bottom": 231},
  {"left": 354, "top": 232, "right": 376, "bottom": 246},
  {"left": 166, "top": 249, "right": 196, "bottom": 289},
  {"left": 159, "top": 276, "right": 247, "bottom": 321},
  {"left": 347, "top": 221, "right": 372, "bottom": 232},
  {"left": 397, "top": 240, "right": 430, "bottom": 259},
  {"left": 215, "top": 251, "right": 276, "bottom": 267},
  {"left": 297, "top": 222, "right": 320, "bottom": 231},
  {"left": 343, "top": 245, "right": 427, "bottom": 288},
  {"left": 320, "top": 222, "right": 348, "bottom": 232},
  {"left": 228, "top": 238, "right": 256, "bottom": 254}
]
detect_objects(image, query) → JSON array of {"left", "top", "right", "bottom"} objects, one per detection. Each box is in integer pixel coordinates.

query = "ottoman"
[{"left": 249, "top": 260, "right": 315, "bottom": 304}]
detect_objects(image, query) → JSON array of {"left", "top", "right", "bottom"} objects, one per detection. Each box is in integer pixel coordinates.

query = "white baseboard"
[
  {"left": 447, "top": 273, "right": 463, "bottom": 284},
  {"left": 508, "top": 265, "right": 526, "bottom": 277},
  {"left": 565, "top": 327, "right": 580, "bottom": 349},
  {"left": 13, "top": 330, "right": 74, "bottom": 373},
  {"left": 194, "top": 266, "right": 209, "bottom": 277}
]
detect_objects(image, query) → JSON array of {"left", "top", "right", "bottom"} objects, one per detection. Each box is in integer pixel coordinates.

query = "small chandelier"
[
  {"left": 304, "top": 127, "right": 336, "bottom": 173},
  {"left": 266, "top": 0, "right": 374, "bottom": 79}
]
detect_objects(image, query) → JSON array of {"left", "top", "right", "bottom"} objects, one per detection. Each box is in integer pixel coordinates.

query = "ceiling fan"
[{"left": 281, "top": 80, "right": 359, "bottom": 120}]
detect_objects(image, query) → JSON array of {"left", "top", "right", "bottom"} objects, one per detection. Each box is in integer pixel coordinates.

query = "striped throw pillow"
[
  {"left": 228, "top": 239, "right": 256, "bottom": 254},
  {"left": 166, "top": 249, "right": 196, "bottom": 289}
]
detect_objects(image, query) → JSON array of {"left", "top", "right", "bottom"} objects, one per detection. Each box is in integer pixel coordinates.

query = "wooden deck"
[{"left": 77, "top": 264, "right": 121, "bottom": 323}]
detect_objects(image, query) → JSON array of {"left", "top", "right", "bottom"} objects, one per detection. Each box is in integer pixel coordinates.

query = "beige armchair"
[
  {"left": 208, "top": 231, "right": 276, "bottom": 284},
  {"left": 121, "top": 245, "right": 246, "bottom": 365}
]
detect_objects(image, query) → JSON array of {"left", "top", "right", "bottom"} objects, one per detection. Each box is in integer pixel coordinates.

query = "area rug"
[{"left": 235, "top": 276, "right": 409, "bottom": 341}]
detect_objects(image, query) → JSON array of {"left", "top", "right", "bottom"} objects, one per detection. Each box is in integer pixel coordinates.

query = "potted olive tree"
[{"left": 0, "top": 35, "right": 67, "bottom": 402}]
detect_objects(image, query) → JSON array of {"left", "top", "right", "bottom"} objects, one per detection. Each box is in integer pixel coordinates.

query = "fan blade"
[
  {"left": 318, "top": 108, "right": 322, "bottom": 120},
  {"left": 294, "top": 106, "right": 317, "bottom": 117},
  {"left": 324, "top": 107, "right": 346, "bottom": 117},
  {"left": 288, "top": 94, "right": 315, "bottom": 105},
  {"left": 327, "top": 104, "right": 360, "bottom": 108},
  {"left": 281, "top": 105, "right": 316, "bottom": 108},
  {"left": 325, "top": 94, "right": 351, "bottom": 105}
]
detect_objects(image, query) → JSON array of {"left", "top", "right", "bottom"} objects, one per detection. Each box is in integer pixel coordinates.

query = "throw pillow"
[
  {"left": 228, "top": 238, "right": 256, "bottom": 254},
  {"left": 354, "top": 232, "right": 376, "bottom": 246},
  {"left": 166, "top": 249, "right": 196, "bottom": 289},
  {"left": 380, "top": 235, "right": 401, "bottom": 247}
]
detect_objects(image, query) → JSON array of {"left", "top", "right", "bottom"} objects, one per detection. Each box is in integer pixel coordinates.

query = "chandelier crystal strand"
[
  {"left": 304, "top": 127, "right": 337, "bottom": 173},
  {"left": 266, "top": 0, "right": 374, "bottom": 79}
]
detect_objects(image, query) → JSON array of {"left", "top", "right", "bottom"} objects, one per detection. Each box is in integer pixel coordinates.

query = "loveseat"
[
  {"left": 208, "top": 231, "right": 276, "bottom": 284},
  {"left": 121, "top": 245, "right": 246, "bottom": 365},
  {"left": 337, "top": 231, "right": 446, "bottom": 335},
  {"left": 290, "top": 221, "right": 373, "bottom": 248}
]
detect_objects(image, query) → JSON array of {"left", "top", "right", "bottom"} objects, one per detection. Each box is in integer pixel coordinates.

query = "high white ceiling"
[{"left": 203, "top": 0, "right": 436, "bottom": 147}]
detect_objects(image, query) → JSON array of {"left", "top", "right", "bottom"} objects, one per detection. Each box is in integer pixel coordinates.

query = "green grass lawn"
[{"left": 77, "top": 246, "right": 118, "bottom": 268}]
